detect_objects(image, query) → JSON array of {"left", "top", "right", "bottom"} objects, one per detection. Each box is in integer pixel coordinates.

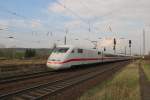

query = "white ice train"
[{"left": 47, "top": 45, "right": 131, "bottom": 70}]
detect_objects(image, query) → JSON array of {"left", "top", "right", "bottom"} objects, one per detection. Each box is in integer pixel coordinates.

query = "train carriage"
[{"left": 47, "top": 45, "right": 130, "bottom": 70}]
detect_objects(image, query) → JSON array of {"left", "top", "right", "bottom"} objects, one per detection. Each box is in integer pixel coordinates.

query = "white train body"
[{"left": 47, "top": 45, "right": 130, "bottom": 70}]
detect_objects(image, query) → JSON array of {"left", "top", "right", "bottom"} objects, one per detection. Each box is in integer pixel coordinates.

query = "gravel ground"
[{"left": 0, "top": 61, "right": 128, "bottom": 99}]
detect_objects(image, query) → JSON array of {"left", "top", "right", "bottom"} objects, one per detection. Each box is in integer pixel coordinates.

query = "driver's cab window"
[{"left": 71, "top": 50, "right": 74, "bottom": 53}]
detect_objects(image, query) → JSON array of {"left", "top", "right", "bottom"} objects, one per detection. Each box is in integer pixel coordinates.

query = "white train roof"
[
  {"left": 56, "top": 45, "right": 100, "bottom": 51},
  {"left": 56, "top": 45, "right": 75, "bottom": 48}
]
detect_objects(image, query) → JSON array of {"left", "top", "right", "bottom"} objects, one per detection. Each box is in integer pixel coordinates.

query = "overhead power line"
[
  {"left": 55, "top": 1, "right": 89, "bottom": 24},
  {"left": 0, "top": 6, "right": 64, "bottom": 32},
  {"left": 0, "top": 6, "right": 27, "bottom": 19},
  {"left": 55, "top": 1, "right": 93, "bottom": 32}
]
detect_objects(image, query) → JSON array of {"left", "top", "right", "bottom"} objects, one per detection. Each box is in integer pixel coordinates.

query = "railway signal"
[
  {"left": 104, "top": 47, "right": 106, "bottom": 51},
  {"left": 113, "top": 38, "right": 116, "bottom": 54},
  {"left": 129, "top": 40, "right": 132, "bottom": 55}
]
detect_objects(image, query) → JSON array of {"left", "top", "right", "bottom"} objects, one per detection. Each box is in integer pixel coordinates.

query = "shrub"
[{"left": 24, "top": 49, "right": 36, "bottom": 58}]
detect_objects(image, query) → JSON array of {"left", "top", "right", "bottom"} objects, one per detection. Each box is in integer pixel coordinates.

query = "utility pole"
[
  {"left": 88, "top": 21, "right": 91, "bottom": 32},
  {"left": 125, "top": 46, "right": 126, "bottom": 55},
  {"left": 140, "top": 45, "right": 142, "bottom": 56},
  {"left": 143, "top": 29, "right": 146, "bottom": 56},
  {"left": 64, "top": 36, "right": 66, "bottom": 45},
  {"left": 64, "top": 29, "right": 68, "bottom": 45},
  {"left": 119, "top": 37, "right": 126, "bottom": 55}
]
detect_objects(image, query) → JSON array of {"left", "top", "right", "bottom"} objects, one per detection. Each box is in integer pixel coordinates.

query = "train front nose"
[{"left": 47, "top": 61, "right": 62, "bottom": 70}]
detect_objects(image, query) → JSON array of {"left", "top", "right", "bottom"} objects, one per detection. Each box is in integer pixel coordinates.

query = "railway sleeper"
[{"left": 16, "top": 94, "right": 36, "bottom": 100}]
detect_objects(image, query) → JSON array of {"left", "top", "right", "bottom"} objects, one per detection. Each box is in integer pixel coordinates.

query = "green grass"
[
  {"left": 79, "top": 62, "right": 140, "bottom": 100},
  {"left": 142, "top": 61, "right": 150, "bottom": 81}
]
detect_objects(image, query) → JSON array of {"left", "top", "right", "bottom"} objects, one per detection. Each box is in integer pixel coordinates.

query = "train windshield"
[{"left": 53, "top": 47, "right": 69, "bottom": 53}]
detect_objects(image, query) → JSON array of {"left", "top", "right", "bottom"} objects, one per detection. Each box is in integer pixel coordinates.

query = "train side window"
[
  {"left": 78, "top": 49, "right": 83, "bottom": 53},
  {"left": 98, "top": 51, "right": 101, "bottom": 55},
  {"left": 71, "top": 50, "right": 74, "bottom": 53}
]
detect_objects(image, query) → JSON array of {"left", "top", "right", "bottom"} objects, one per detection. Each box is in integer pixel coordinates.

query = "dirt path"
[{"left": 139, "top": 62, "right": 150, "bottom": 100}]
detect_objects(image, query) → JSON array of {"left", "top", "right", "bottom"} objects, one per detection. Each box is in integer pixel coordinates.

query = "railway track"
[
  {"left": 0, "top": 61, "right": 128, "bottom": 100},
  {"left": 0, "top": 70, "right": 56, "bottom": 84}
]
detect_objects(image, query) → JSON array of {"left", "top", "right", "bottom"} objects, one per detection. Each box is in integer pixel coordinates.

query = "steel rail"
[
  {"left": 0, "top": 70, "right": 55, "bottom": 84},
  {"left": 0, "top": 62, "right": 128, "bottom": 100}
]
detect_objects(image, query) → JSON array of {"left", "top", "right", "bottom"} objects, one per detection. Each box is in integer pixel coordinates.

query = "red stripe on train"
[
  {"left": 47, "top": 58, "right": 103, "bottom": 64},
  {"left": 47, "top": 57, "right": 121, "bottom": 64}
]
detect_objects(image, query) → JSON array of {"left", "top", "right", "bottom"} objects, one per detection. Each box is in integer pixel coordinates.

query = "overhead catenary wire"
[
  {"left": 0, "top": 1, "right": 125, "bottom": 48},
  {"left": 55, "top": 1, "right": 89, "bottom": 24},
  {"left": 0, "top": 29, "right": 49, "bottom": 45},
  {"left": 0, "top": 6, "right": 27, "bottom": 19},
  {"left": 0, "top": 27, "right": 57, "bottom": 46},
  {"left": 55, "top": 0, "right": 92, "bottom": 32},
  {"left": 0, "top": 1, "right": 94, "bottom": 47},
  {"left": 0, "top": 6, "right": 62, "bottom": 45},
  {"left": 0, "top": 5, "right": 64, "bottom": 33},
  {"left": 0, "top": 1, "right": 116, "bottom": 34},
  {"left": 0, "top": 1, "right": 123, "bottom": 33}
]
